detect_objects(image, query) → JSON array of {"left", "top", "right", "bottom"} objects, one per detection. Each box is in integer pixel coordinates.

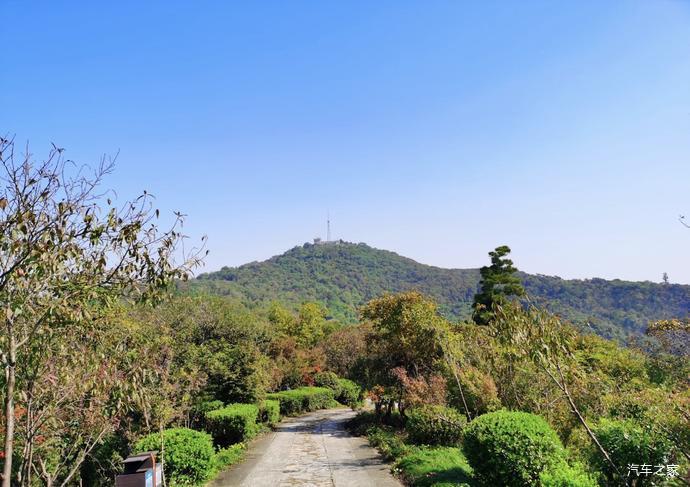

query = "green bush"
[
  {"left": 258, "top": 399, "right": 280, "bottom": 426},
  {"left": 336, "top": 378, "right": 362, "bottom": 408},
  {"left": 190, "top": 399, "right": 224, "bottom": 428},
  {"left": 314, "top": 371, "right": 341, "bottom": 392},
  {"left": 266, "top": 387, "right": 335, "bottom": 416},
  {"left": 463, "top": 411, "right": 565, "bottom": 487},
  {"left": 540, "top": 462, "right": 598, "bottom": 487},
  {"left": 197, "top": 399, "right": 224, "bottom": 412},
  {"left": 592, "top": 418, "right": 673, "bottom": 485},
  {"left": 314, "top": 372, "right": 361, "bottom": 408},
  {"left": 406, "top": 405, "right": 466, "bottom": 446},
  {"left": 205, "top": 403, "right": 260, "bottom": 447},
  {"left": 134, "top": 428, "right": 214, "bottom": 486}
]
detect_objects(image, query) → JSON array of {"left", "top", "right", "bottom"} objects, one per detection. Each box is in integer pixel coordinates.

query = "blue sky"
[{"left": 3, "top": 1, "right": 690, "bottom": 283}]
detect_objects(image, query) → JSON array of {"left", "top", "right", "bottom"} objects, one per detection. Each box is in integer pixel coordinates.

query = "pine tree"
[{"left": 472, "top": 245, "right": 525, "bottom": 325}]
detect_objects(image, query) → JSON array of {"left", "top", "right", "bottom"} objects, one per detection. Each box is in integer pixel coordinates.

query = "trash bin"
[{"left": 115, "top": 451, "right": 164, "bottom": 487}]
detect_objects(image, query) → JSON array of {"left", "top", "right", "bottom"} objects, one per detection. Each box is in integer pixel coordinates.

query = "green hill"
[{"left": 191, "top": 241, "right": 690, "bottom": 340}]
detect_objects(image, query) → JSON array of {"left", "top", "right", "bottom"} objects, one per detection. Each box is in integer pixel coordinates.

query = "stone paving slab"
[{"left": 211, "top": 408, "right": 402, "bottom": 487}]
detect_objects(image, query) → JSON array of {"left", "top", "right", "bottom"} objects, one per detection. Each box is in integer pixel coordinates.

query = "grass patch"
[
  {"left": 395, "top": 447, "right": 473, "bottom": 487},
  {"left": 208, "top": 443, "right": 247, "bottom": 481}
]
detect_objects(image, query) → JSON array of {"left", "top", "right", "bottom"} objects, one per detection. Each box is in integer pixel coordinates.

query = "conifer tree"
[{"left": 472, "top": 245, "right": 525, "bottom": 325}]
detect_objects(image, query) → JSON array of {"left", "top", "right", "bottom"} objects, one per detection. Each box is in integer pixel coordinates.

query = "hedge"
[
  {"left": 314, "top": 372, "right": 361, "bottom": 408},
  {"left": 205, "top": 403, "right": 260, "bottom": 447},
  {"left": 314, "top": 371, "right": 341, "bottom": 391},
  {"left": 336, "top": 378, "right": 362, "bottom": 408},
  {"left": 266, "top": 387, "right": 335, "bottom": 416},
  {"left": 134, "top": 428, "right": 215, "bottom": 486},
  {"left": 258, "top": 399, "right": 280, "bottom": 426},
  {"left": 190, "top": 399, "right": 224, "bottom": 429},
  {"left": 463, "top": 411, "right": 565, "bottom": 486},
  {"left": 406, "top": 404, "right": 466, "bottom": 446}
]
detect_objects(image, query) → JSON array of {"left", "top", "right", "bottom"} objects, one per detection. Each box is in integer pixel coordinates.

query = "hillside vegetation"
[{"left": 193, "top": 241, "right": 690, "bottom": 339}]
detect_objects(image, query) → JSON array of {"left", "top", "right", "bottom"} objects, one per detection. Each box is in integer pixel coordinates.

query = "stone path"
[{"left": 211, "top": 408, "right": 402, "bottom": 487}]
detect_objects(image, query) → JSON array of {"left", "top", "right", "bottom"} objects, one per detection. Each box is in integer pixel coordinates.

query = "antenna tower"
[{"left": 327, "top": 212, "right": 331, "bottom": 242}]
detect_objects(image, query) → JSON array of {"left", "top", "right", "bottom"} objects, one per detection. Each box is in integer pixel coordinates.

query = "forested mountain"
[{"left": 192, "top": 241, "right": 690, "bottom": 339}]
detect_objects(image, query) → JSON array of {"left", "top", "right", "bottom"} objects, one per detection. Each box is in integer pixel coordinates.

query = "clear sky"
[{"left": 3, "top": 1, "right": 690, "bottom": 283}]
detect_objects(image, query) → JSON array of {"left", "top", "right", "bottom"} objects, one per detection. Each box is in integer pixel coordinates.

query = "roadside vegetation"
[
  {"left": 344, "top": 247, "right": 689, "bottom": 486},
  {"left": 1, "top": 140, "right": 687, "bottom": 486}
]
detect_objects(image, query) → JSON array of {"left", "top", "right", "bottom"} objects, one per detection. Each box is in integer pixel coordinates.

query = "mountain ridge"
[{"left": 192, "top": 241, "right": 690, "bottom": 339}]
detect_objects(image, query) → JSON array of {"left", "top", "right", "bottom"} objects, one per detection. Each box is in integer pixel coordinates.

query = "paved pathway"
[{"left": 212, "top": 408, "right": 402, "bottom": 487}]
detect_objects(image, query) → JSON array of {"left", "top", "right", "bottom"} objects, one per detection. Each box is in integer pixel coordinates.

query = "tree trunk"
[{"left": 2, "top": 330, "right": 16, "bottom": 487}]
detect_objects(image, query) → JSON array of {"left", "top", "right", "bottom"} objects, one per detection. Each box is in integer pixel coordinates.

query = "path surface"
[{"left": 212, "top": 408, "right": 402, "bottom": 487}]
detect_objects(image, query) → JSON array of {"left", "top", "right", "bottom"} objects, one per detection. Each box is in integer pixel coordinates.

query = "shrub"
[
  {"left": 406, "top": 405, "right": 466, "bottom": 446},
  {"left": 258, "top": 399, "right": 280, "bottom": 426},
  {"left": 591, "top": 418, "right": 673, "bottom": 484},
  {"left": 463, "top": 411, "right": 565, "bottom": 486},
  {"left": 314, "top": 372, "right": 361, "bottom": 408},
  {"left": 314, "top": 371, "right": 341, "bottom": 392},
  {"left": 336, "top": 378, "right": 361, "bottom": 408},
  {"left": 190, "top": 399, "right": 224, "bottom": 428},
  {"left": 540, "top": 462, "right": 598, "bottom": 487},
  {"left": 205, "top": 403, "right": 260, "bottom": 447},
  {"left": 266, "top": 387, "right": 335, "bottom": 416},
  {"left": 197, "top": 399, "right": 224, "bottom": 412},
  {"left": 134, "top": 428, "right": 214, "bottom": 486}
]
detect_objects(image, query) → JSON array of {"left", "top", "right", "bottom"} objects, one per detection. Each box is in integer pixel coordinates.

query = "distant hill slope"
[{"left": 191, "top": 241, "right": 690, "bottom": 339}]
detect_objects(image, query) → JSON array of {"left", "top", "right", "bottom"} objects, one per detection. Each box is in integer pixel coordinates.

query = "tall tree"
[
  {"left": 0, "top": 138, "right": 204, "bottom": 486},
  {"left": 472, "top": 245, "right": 525, "bottom": 325},
  {"left": 360, "top": 292, "right": 448, "bottom": 417}
]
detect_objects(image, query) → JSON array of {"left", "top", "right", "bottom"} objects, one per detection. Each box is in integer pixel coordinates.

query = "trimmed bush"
[
  {"left": 314, "top": 371, "right": 341, "bottom": 392},
  {"left": 266, "top": 387, "right": 335, "bottom": 416},
  {"left": 258, "top": 399, "right": 280, "bottom": 426},
  {"left": 197, "top": 399, "right": 224, "bottom": 413},
  {"left": 406, "top": 405, "right": 466, "bottom": 446},
  {"left": 134, "top": 428, "right": 214, "bottom": 486},
  {"left": 190, "top": 399, "right": 225, "bottom": 428},
  {"left": 592, "top": 418, "right": 673, "bottom": 484},
  {"left": 205, "top": 403, "right": 260, "bottom": 447},
  {"left": 336, "top": 378, "right": 362, "bottom": 408},
  {"left": 463, "top": 411, "right": 565, "bottom": 487},
  {"left": 314, "top": 372, "right": 361, "bottom": 408}
]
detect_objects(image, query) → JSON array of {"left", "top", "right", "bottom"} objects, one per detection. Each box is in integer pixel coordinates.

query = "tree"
[
  {"left": 647, "top": 318, "right": 690, "bottom": 358},
  {"left": 360, "top": 292, "right": 448, "bottom": 418},
  {"left": 0, "top": 138, "right": 204, "bottom": 486},
  {"left": 662, "top": 272, "right": 669, "bottom": 285},
  {"left": 472, "top": 245, "right": 525, "bottom": 325}
]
